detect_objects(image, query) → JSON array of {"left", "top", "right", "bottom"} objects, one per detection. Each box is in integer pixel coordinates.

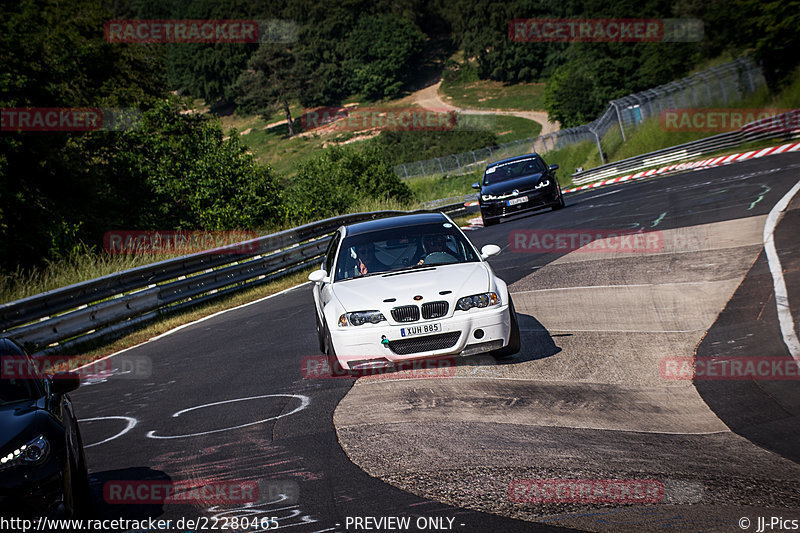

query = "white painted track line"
[{"left": 763, "top": 178, "right": 800, "bottom": 361}]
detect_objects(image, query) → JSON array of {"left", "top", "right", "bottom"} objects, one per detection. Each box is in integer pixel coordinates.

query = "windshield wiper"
[
  {"left": 341, "top": 271, "right": 387, "bottom": 281},
  {"left": 382, "top": 264, "right": 437, "bottom": 276}
]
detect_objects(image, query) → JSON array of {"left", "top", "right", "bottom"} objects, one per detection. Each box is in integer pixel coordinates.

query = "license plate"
[
  {"left": 400, "top": 323, "right": 442, "bottom": 337},
  {"left": 507, "top": 196, "right": 528, "bottom": 206}
]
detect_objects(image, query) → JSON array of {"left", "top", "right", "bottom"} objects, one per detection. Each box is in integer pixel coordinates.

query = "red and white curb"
[
  {"left": 459, "top": 141, "right": 800, "bottom": 229},
  {"left": 561, "top": 141, "right": 800, "bottom": 194},
  {"left": 461, "top": 215, "right": 483, "bottom": 230}
]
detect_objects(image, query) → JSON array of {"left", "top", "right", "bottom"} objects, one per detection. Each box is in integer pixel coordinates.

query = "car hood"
[
  {"left": 0, "top": 401, "right": 46, "bottom": 451},
  {"left": 332, "top": 262, "right": 491, "bottom": 315},
  {"left": 482, "top": 173, "right": 546, "bottom": 195}
]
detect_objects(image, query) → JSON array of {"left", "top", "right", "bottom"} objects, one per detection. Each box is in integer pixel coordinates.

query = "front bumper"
[
  {"left": 0, "top": 458, "right": 65, "bottom": 518},
  {"left": 331, "top": 304, "right": 511, "bottom": 369},
  {"left": 480, "top": 186, "right": 559, "bottom": 220}
]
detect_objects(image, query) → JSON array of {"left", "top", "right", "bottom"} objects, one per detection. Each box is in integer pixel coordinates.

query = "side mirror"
[
  {"left": 480, "top": 244, "right": 502, "bottom": 259},
  {"left": 308, "top": 269, "right": 328, "bottom": 284},
  {"left": 49, "top": 372, "right": 80, "bottom": 394},
  {"left": 549, "top": 164, "right": 559, "bottom": 171},
  {"left": 471, "top": 182, "right": 481, "bottom": 190}
]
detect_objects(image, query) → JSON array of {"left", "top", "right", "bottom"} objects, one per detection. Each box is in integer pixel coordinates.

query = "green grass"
[
  {"left": 545, "top": 64, "right": 800, "bottom": 184},
  {"left": 0, "top": 250, "right": 173, "bottom": 304},
  {"left": 492, "top": 115, "right": 542, "bottom": 142},
  {"left": 453, "top": 114, "right": 542, "bottom": 142},
  {"left": 0, "top": 179, "right": 474, "bottom": 306},
  {"left": 218, "top": 103, "right": 306, "bottom": 129},
  {"left": 539, "top": 141, "right": 599, "bottom": 188},
  {"left": 236, "top": 123, "right": 378, "bottom": 177},
  {"left": 405, "top": 172, "right": 482, "bottom": 201},
  {"left": 441, "top": 78, "right": 546, "bottom": 111},
  {"left": 604, "top": 119, "right": 710, "bottom": 164},
  {"left": 239, "top": 124, "right": 327, "bottom": 176}
]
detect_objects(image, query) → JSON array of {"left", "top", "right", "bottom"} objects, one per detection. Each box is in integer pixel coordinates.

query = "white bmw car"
[{"left": 308, "top": 212, "right": 520, "bottom": 373}]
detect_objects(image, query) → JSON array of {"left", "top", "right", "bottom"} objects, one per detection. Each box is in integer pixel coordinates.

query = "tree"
[
  {"left": 0, "top": 0, "right": 168, "bottom": 270},
  {"left": 234, "top": 44, "right": 302, "bottom": 136},
  {"left": 347, "top": 14, "right": 426, "bottom": 100},
  {"left": 65, "top": 98, "right": 284, "bottom": 232},
  {"left": 372, "top": 130, "right": 499, "bottom": 166},
  {"left": 135, "top": 0, "right": 263, "bottom": 105},
  {"left": 543, "top": 60, "right": 603, "bottom": 128},
  {"left": 285, "top": 145, "right": 412, "bottom": 221}
]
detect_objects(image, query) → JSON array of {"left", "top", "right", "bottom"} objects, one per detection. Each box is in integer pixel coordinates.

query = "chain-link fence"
[{"left": 394, "top": 57, "right": 765, "bottom": 179}]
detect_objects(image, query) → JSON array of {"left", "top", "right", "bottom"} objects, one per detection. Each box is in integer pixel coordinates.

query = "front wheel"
[
  {"left": 482, "top": 212, "right": 498, "bottom": 227},
  {"left": 552, "top": 185, "right": 565, "bottom": 210},
  {"left": 72, "top": 445, "right": 92, "bottom": 518},
  {"left": 492, "top": 296, "right": 520, "bottom": 359},
  {"left": 315, "top": 312, "right": 326, "bottom": 353},
  {"left": 324, "top": 327, "right": 349, "bottom": 377}
]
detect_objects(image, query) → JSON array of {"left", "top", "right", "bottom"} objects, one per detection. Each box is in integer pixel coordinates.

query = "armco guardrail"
[
  {"left": 570, "top": 110, "right": 800, "bottom": 186},
  {"left": 0, "top": 203, "right": 468, "bottom": 353}
]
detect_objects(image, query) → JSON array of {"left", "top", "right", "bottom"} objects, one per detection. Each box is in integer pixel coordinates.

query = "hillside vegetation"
[{"left": 2, "top": 0, "right": 798, "bottom": 289}]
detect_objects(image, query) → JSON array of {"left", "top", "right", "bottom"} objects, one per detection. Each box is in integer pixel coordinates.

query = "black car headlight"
[
  {"left": 0, "top": 435, "right": 49, "bottom": 471},
  {"left": 481, "top": 194, "right": 498, "bottom": 201},
  {"left": 534, "top": 179, "right": 550, "bottom": 189},
  {"left": 338, "top": 311, "right": 386, "bottom": 327},
  {"left": 456, "top": 292, "right": 500, "bottom": 311}
]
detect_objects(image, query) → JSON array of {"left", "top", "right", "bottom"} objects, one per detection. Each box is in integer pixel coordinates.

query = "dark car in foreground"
[
  {"left": 0, "top": 338, "right": 90, "bottom": 518},
  {"left": 473, "top": 153, "right": 564, "bottom": 226}
]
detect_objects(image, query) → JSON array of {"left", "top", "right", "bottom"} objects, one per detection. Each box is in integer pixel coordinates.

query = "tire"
[
  {"left": 482, "top": 212, "right": 498, "bottom": 227},
  {"left": 492, "top": 296, "right": 520, "bottom": 359},
  {"left": 552, "top": 185, "right": 565, "bottom": 210},
  {"left": 62, "top": 451, "right": 76, "bottom": 517},
  {"left": 315, "top": 312, "right": 326, "bottom": 354},
  {"left": 72, "top": 449, "right": 92, "bottom": 518},
  {"left": 69, "top": 426, "right": 92, "bottom": 518},
  {"left": 324, "top": 325, "right": 349, "bottom": 377}
]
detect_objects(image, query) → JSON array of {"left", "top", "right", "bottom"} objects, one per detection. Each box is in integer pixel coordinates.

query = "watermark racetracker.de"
[
  {"left": 509, "top": 478, "right": 664, "bottom": 503},
  {"left": 1, "top": 354, "right": 152, "bottom": 381},
  {"left": 104, "top": 19, "right": 297, "bottom": 43},
  {"left": 103, "top": 479, "right": 259, "bottom": 504},
  {"left": 103, "top": 230, "right": 259, "bottom": 255},
  {"left": 299, "top": 106, "right": 461, "bottom": 133},
  {"left": 660, "top": 356, "right": 800, "bottom": 380},
  {"left": 661, "top": 108, "right": 800, "bottom": 133},
  {"left": 301, "top": 355, "right": 457, "bottom": 380},
  {"left": 1, "top": 107, "right": 141, "bottom": 132},
  {"left": 510, "top": 229, "right": 664, "bottom": 254},
  {"left": 509, "top": 18, "right": 703, "bottom": 42}
]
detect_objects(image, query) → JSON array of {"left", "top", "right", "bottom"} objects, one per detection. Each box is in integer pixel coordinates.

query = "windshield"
[
  {"left": 0, "top": 356, "right": 38, "bottom": 406},
  {"left": 334, "top": 222, "right": 480, "bottom": 281},
  {"left": 483, "top": 157, "right": 548, "bottom": 185}
]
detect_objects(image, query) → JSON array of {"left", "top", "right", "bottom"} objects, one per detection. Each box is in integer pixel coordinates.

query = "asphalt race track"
[{"left": 73, "top": 152, "right": 800, "bottom": 533}]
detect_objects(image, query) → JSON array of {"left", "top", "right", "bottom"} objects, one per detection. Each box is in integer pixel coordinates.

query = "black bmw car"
[
  {"left": 0, "top": 338, "right": 90, "bottom": 518},
  {"left": 473, "top": 154, "right": 565, "bottom": 226}
]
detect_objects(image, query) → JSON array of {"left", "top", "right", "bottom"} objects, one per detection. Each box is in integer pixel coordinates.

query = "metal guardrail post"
[
  {"left": 590, "top": 128, "right": 605, "bottom": 165},
  {"left": 612, "top": 101, "right": 626, "bottom": 142}
]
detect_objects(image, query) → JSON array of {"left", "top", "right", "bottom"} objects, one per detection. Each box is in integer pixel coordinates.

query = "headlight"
[
  {"left": 482, "top": 194, "right": 498, "bottom": 201},
  {"left": 338, "top": 311, "right": 386, "bottom": 327},
  {"left": 0, "top": 435, "right": 49, "bottom": 471},
  {"left": 456, "top": 292, "right": 500, "bottom": 311},
  {"left": 534, "top": 179, "right": 550, "bottom": 189}
]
